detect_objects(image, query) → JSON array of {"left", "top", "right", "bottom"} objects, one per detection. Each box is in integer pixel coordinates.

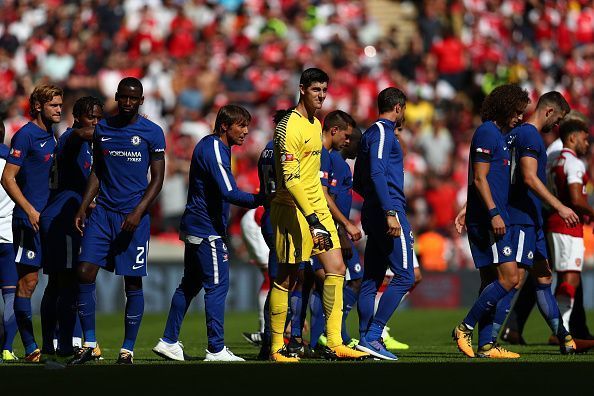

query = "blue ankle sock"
[
  {"left": 2, "top": 289, "right": 18, "bottom": 351},
  {"left": 341, "top": 286, "right": 358, "bottom": 342},
  {"left": 14, "top": 296, "right": 37, "bottom": 354},
  {"left": 536, "top": 282, "right": 567, "bottom": 337},
  {"left": 77, "top": 283, "right": 96, "bottom": 344},
  {"left": 290, "top": 290, "right": 303, "bottom": 338},
  {"left": 492, "top": 288, "right": 517, "bottom": 342},
  {"left": 122, "top": 289, "right": 144, "bottom": 351},
  {"left": 40, "top": 284, "right": 58, "bottom": 352},
  {"left": 163, "top": 285, "right": 195, "bottom": 344},
  {"left": 309, "top": 289, "right": 325, "bottom": 347},
  {"left": 463, "top": 280, "right": 508, "bottom": 328}
]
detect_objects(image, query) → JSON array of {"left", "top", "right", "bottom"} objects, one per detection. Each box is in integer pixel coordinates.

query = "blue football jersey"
[
  {"left": 320, "top": 146, "right": 331, "bottom": 188},
  {"left": 0, "top": 144, "right": 9, "bottom": 160},
  {"left": 7, "top": 122, "right": 56, "bottom": 219},
  {"left": 507, "top": 123, "right": 547, "bottom": 226},
  {"left": 257, "top": 140, "right": 275, "bottom": 203},
  {"left": 42, "top": 128, "right": 92, "bottom": 219},
  {"left": 354, "top": 118, "right": 406, "bottom": 214},
  {"left": 328, "top": 149, "right": 352, "bottom": 219},
  {"left": 465, "top": 121, "right": 511, "bottom": 226},
  {"left": 180, "top": 134, "right": 259, "bottom": 238},
  {"left": 93, "top": 116, "right": 165, "bottom": 213}
]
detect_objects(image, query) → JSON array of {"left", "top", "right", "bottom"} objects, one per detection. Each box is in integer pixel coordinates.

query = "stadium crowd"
[{"left": 1, "top": 0, "right": 594, "bottom": 271}]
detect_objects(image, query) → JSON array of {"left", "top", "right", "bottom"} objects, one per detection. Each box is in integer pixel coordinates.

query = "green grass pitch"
[{"left": 2, "top": 309, "right": 594, "bottom": 393}]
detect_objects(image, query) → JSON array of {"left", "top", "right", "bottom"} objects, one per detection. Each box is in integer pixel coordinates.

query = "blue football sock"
[
  {"left": 163, "top": 285, "right": 196, "bottom": 344},
  {"left": 463, "top": 280, "right": 508, "bottom": 329},
  {"left": 14, "top": 296, "right": 37, "bottom": 354},
  {"left": 57, "top": 286, "right": 78, "bottom": 354},
  {"left": 366, "top": 278, "right": 410, "bottom": 342},
  {"left": 309, "top": 289, "right": 324, "bottom": 347},
  {"left": 478, "top": 306, "right": 496, "bottom": 348},
  {"left": 357, "top": 278, "right": 378, "bottom": 339},
  {"left": 122, "top": 289, "right": 144, "bottom": 351},
  {"left": 262, "top": 290, "right": 271, "bottom": 344},
  {"left": 40, "top": 283, "right": 58, "bottom": 353},
  {"left": 73, "top": 314, "right": 83, "bottom": 339},
  {"left": 290, "top": 290, "right": 303, "bottom": 338},
  {"left": 535, "top": 282, "right": 567, "bottom": 337},
  {"left": 492, "top": 288, "right": 517, "bottom": 342},
  {"left": 2, "top": 289, "right": 18, "bottom": 351},
  {"left": 341, "top": 285, "right": 358, "bottom": 343},
  {"left": 77, "top": 283, "right": 97, "bottom": 345}
]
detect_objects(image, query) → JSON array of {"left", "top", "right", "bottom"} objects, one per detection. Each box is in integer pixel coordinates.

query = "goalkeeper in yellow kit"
[{"left": 269, "top": 68, "right": 369, "bottom": 361}]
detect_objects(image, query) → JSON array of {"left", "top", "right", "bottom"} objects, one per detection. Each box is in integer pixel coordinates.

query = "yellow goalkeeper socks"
[
  {"left": 270, "top": 282, "right": 289, "bottom": 353},
  {"left": 323, "top": 273, "right": 345, "bottom": 348}
]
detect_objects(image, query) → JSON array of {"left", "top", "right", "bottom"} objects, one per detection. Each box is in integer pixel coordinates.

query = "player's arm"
[
  {"left": 210, "top": 145, "right": 262, "bottom": 208},
  {"left": 320, "top": 150, "right": 360, "bottom": 241},
  {"left": 568, "top": 182, "right": 594, "bottom": 217},
  {"left": 121, "top": 153, "right": 165, "bottom": 232},
  {"left": 322, "top": 185, "right": 361, "bottom": 240},
  {"left": 454, "top": 202, "right": 467, "bottom": 234},
  {"left": 74, "top": 169, "right": 100, "bottom": 235},
  {"left": 1, "top": 163, "right": 40, "bottom": 231},
  {"left": 520, "top": 155, "right": 579, "bottom": 227},
  {"left": 368, "top": 128, "right": 400, "bottom": 238},
  {"left": 472, "top": 161, "right": 505, "bottom": 236},
  {"left": 61, "top": 126, "right": 94, "bottom": 163}
]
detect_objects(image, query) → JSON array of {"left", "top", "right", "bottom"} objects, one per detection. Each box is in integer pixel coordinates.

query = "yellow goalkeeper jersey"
[{"left": 272, "top": 109, "right": 327, "bottom": 215}]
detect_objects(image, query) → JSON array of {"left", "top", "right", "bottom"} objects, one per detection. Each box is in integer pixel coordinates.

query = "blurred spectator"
[{"left": 1, "top": 0, "right": 594, "bottom": 271}]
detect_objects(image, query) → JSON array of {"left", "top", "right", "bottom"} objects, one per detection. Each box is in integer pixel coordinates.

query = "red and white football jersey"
[{"left": 546, "top": 148, "right": 588, "bottom": 237}]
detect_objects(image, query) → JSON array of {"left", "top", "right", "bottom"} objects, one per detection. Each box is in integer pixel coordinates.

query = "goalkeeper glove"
[{"left": 305, "top": 213, "right": 333, "bottom": 251}]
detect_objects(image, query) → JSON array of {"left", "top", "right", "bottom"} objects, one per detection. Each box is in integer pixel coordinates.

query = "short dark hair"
[
  {"left": 214, "top": 104, "right": 251, "bottom": 133},
  {"left": 273, "top": 108, "right": 293, "bottom": 125},
  {"left": 323, "top": 110, "right": 356, "bottom": 132},
  {"left": 560, "top": 119, "right": 588, "bottom": 143},
  {"left": 480, "top": 84, "right": 530, "bottom": 128},
  {"left": 378, "top": 87, "right": 406, "bottom": 114},
  {"left": 73, "top": 96, "right": 103, "bottom": 119},
  {"left": 300, "top": 68, "right": 329, "bottom": 89},
  {"left": 536, "top": 91, "right": 570, "bottom": 114},
  {"left": 117, "top": 77, "right": 143, "bottom": 94}
]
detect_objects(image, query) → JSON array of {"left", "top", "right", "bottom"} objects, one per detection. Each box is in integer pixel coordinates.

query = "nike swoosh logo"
[
  {"left": 101, "top": 137, "right": 112, "bottom": 141},
  {"left": 132, "top": 264, "right": 144, "bottom": 270},
  {"left": 305, "top": 138, "right": 311, "bottom": 144},
  {"left": 40, "top": 142, "right": 47, "bottom": 147}
]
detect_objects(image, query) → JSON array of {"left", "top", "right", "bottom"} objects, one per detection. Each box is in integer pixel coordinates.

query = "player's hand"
[
  {"left": 558, "top": 205, "right": 580, "bottom": 228},
  {"left": 344, "top": 221, "right": 362, "bottom": 242},
  {"left": 122, "top": 210, "right": 142, "bottom": 232},
  {"left": 337, "top": 225, "right": 353, "bottom": 260},
  {"left": 386, "top": 215, "right": 401, "bottom": 238},
  {"left": 306, "top": 213, "right": 333, "bottom": 251},
  {"left": 74, "top": 209, "right": 87, "bottom": 236},
  {"left": 490, "top": 215, "right": 506, "bottom": 237},
  {"left": 454, "top": 207, "right": 466, "bottom": 234},
  {"left": 27, "top": 208, "right": 40, "bottom": 233}
]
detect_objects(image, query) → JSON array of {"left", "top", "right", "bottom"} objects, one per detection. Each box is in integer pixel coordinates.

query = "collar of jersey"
[{"left": 377, "top": 118, "right": 395, "bottom": 130}]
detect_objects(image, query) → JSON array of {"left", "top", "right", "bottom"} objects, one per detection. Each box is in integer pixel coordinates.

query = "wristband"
[
  {"left": 488, "top": 207, "right": 500, "bottom": 218},
  {"left": 385, "top": 209, "right": 397, "bottom": 217},
  {"left": 305, "top": 213, "right": 320, "bottom": 226}
]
